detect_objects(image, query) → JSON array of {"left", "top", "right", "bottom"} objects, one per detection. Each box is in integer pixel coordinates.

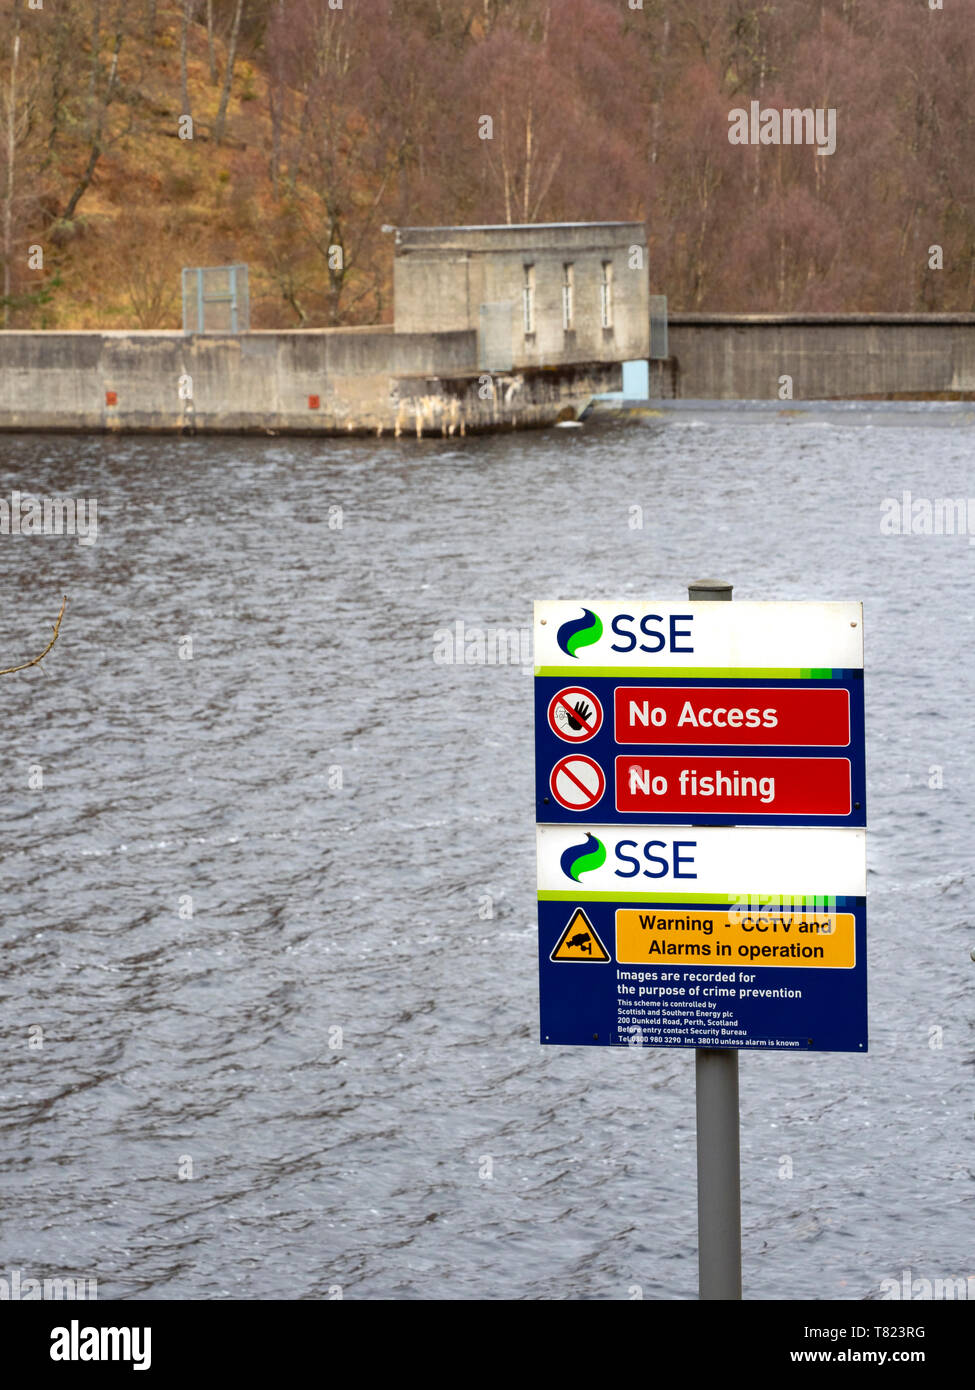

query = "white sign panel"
[
  {"left": 537, "top": 825, "right": 867, "bottom": 898},
  {"left": 534, "top": 600, "right": 863, "bottom": 671}
]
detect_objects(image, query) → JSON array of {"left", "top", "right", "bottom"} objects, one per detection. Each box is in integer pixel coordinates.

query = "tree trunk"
[
  {"left": 267, "top": 0, "right": 285, "bottom": 188},
  {"left": 206, "top": 0, "right": 217, "bottom": 83},
  {"left": 650, "top": 16, "right": 670, "bottom": 167},
  {"left": 59, "top": 17, "right": 124, "bottom": 223},
  {"left": 88, "top": 1, "right": 102, "bottom": 111},
  {"left": 3, "top": 13, "right": 22, "bottom": 325},
  {"left": 285, "top": 288, "right": 307, "bottom": 326},
  {"left": 521, "top": 101, "right": 532, "bottom": 223},
  {"left": 268, "top": 79, "right": 282, "bottom": 188},
  {"left": 213, "top": 0, "right": 244, "bottom": 145},
  {"left": 44, "top": 9, "right": 71, "bottom": 164},
  {"left": 180, "top": 0, "right": 192, "bottom": 121}
]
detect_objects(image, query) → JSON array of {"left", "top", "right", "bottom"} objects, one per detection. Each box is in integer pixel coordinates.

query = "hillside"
[{"left": 2, "top": 0, "right": 974, "bottom": 331}]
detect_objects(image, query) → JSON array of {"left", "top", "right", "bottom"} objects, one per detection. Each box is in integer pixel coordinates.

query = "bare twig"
[{"left": 0, "top": 595, "right": 67, "bottom": 676}]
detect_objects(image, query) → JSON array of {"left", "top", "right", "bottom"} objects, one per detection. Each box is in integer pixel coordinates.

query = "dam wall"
[
  {"left": 5, "top": 313, "right": 974, "bottom": 435},
  {"left": 661, "top": 314, "right": 975, "bottom": 400},
  {"left": 0, "top": 327, "right": 621, "bottom": 435}
]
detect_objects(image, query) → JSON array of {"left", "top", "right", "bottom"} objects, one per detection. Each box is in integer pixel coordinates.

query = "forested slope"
[{"left": 1, "top": 0, "right": 972, "bottom": 329}]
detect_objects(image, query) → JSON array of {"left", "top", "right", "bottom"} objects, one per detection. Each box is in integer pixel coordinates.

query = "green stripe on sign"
[
  {"left": 535, "top": 666, "right": 833, "bottom": 679},
  {"left": 538, "top": 891, "right": 837, "bottom": 907}
]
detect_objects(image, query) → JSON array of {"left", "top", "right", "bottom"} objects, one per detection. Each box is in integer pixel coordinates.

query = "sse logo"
[
  {"left": 556, "top": 608, "right": 697, "bottom": 659},
  {"left": 560, "top": 833, "right": 699, "bottom": 882},
  {"left": 559, "top": 833, "right": 606, "bottom": 882},
  {"left": 556, "top": 608, "right": 602, "bottom": 659}
]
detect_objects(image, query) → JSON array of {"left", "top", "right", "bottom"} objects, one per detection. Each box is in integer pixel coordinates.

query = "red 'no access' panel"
[
  {"left": 614, "top": 686, "right": 850, "bottom": 746},
  {"left": 615, "top": 756, "right": 852, "bottom": 816}
]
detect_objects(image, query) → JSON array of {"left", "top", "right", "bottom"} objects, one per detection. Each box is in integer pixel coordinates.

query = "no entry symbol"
[
  {"left": 550, "top": 754, "right": 607, "bottom": 811},
  {"left": 547, "top": 686, "right": 603, "bottom": 743}
]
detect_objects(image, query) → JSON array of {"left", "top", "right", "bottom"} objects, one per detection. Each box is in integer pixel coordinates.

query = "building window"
[
  {"left": 600, "top": 261, "right": 613, "bottom": 329},
  {"left": 523, "top": 265, "right": 535, "bottom": 335},
  {"left": 562, "top": 263, "right": 574, "bottom": 331}
]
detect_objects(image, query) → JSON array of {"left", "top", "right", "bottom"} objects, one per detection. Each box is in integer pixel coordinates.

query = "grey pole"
[{"left": 688, "top": 579, "right": 742, "bottom": 1301}]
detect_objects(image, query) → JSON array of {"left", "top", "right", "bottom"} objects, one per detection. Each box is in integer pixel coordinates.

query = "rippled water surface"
[{"left": 0, "top": 413, "right": 972, "bottom": 1300}]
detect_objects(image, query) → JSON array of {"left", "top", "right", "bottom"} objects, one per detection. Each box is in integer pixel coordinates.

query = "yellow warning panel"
[
  {"left": 615, "top": 908, "right": 855, "bottom": 968},
  {"left": 551, "top": 908, "right": 611, "bottom": 963}
]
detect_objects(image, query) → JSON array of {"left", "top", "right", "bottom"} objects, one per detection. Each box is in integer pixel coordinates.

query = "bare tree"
[
  {"left": 58, "top": 0, "right": 128, "bottom": 223},
  {"left": 206, "top": 0, "right": 217, "bottom": 83},
  {"left": 2, "top": 3, "right": 22, "bottom": 325},
  {"left": 43, "top": 3, "right": 77, "bottom": 167},
  {"left": 258, "top": 199, "right": 315, "bottom": 325},
  {"left": 463, "top": 27, "right": 564, "bottom": 225},
  {"left": 121, "top": 213, "right": 193, "bottom": 327},
  {"left": 287, "top": 0, "right": 404, "bottom": 322},
  {"left": 1, "top": 2, "right": 43, "bottom": 325},
  {"left": 483, "top": 90, "right": 562, "bottom": 224},
  {"left": 180, "top": 0, "right": 193, "bottom": 123},
  {"left": 266, "top": 0, "right": 288, "bottom": 189},
  {"left": 213, "top": 0, "right": 244, "bottom": 145}
]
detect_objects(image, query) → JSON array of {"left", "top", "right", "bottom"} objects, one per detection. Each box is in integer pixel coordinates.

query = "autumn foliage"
[{"left": 1, "top": 0, "right": 973, "bottom": 329}]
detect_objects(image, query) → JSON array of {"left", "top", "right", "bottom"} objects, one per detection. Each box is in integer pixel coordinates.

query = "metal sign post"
[
  {"left": 533, "top": 584, "right": 868, "bottom": 1301},
  {"left": 688, "top": 579, "right": 741, "bottom": 1301}
]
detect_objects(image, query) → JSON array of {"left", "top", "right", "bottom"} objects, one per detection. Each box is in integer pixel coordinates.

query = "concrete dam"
[
  {"left": 0, "top": 223, "right": 650, "bottom": 436},
  {"left": 3, "top": 221, "right": 974, "bottom": 433}
]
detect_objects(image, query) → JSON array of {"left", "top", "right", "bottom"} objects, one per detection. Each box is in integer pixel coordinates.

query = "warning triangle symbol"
[{"left": 550, "top": 907, "right": 611, "bottom": 963}]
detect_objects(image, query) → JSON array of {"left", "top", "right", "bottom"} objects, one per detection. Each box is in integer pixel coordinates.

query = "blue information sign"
[
  {"left": 536, "top": 674, "right": 866, "bottom": 828},
  {"left": 538, "top": 896, "right": 868, "bottom": 1052},
  {"left": 534, "top": 600, "right": 868, "bottom": 1054}
]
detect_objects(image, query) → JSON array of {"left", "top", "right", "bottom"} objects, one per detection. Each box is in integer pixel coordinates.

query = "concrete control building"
[
  {"left": 0, "top": 221, "right": 650, "bottom": 436},
  {"left": 393, "top": 222, "right": 649, "bottom": 372}
]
